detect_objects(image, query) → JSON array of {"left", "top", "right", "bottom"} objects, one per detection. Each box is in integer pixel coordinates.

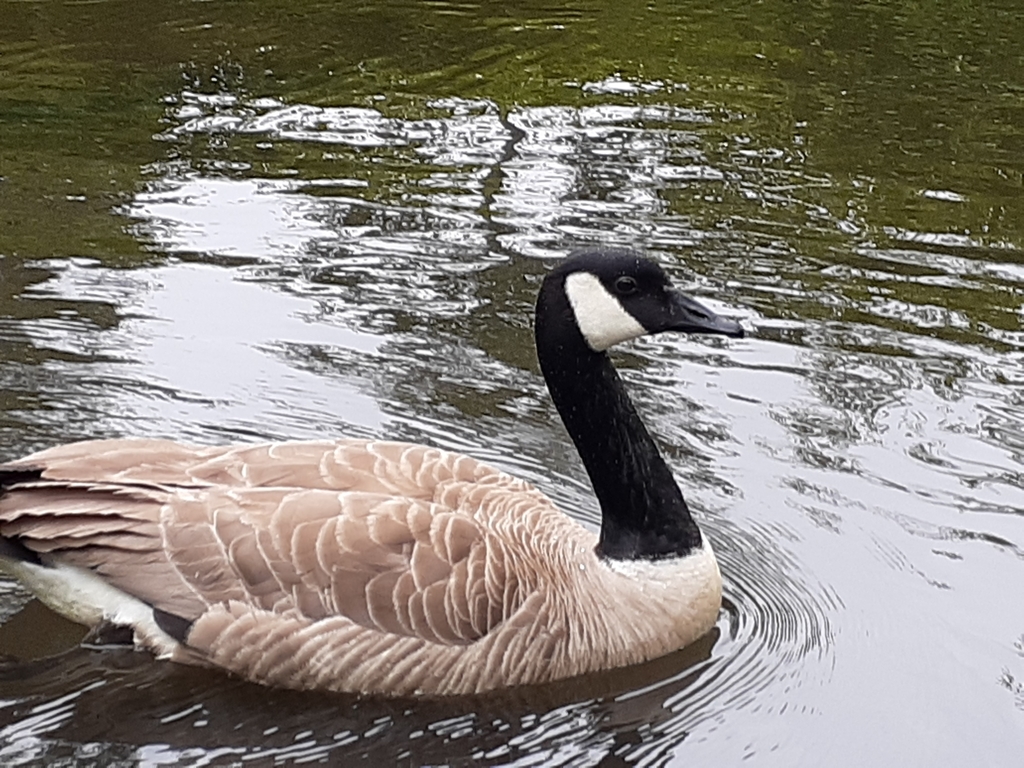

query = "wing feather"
[{"left": 0, "top": 437, "right": 592, "bottom": 694}]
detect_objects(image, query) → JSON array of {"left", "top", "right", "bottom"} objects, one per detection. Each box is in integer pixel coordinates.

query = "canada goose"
[{"left": 0, "top": 249, "right": 743, "bottom": 696}]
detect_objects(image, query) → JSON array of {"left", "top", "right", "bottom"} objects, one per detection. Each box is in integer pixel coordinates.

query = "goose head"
[{"left": 539, "top": 248, "right": 743, "bottom": 354}]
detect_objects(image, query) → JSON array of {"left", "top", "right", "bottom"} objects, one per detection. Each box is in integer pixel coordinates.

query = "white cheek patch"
[{"left": 564, "top": 272, "right": 647, "bottom": 351}]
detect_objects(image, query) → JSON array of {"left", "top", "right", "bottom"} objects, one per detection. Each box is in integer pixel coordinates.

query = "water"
[{"left": 1, "top": 1, "right": 1023, "bottom": 765}]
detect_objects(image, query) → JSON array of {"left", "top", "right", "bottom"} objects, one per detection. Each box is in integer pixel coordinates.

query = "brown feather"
[{"left": 0, "top": 437, "right": 721, "bottom": 696}]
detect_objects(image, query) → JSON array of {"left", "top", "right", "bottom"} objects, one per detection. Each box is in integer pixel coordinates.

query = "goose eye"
[{"left": 614, "top": 276, "right": 638, "bottom": 296}]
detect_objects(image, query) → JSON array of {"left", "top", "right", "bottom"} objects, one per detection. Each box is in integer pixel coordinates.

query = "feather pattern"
[{"left": 0, "top": 438, "right": 722, "bottom": 696}]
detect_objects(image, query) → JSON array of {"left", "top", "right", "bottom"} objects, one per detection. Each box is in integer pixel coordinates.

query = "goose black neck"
[{"left": 534, "top": 277, "right": 702, "bottom": 561}]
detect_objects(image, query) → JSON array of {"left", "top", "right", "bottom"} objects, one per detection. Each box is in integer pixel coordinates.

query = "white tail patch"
[
  {"left": 564, "top": 272, "right": 646, "bottom": 352},
  {"left": 0, "top": 557, "right": 182, "bottom": 658}
]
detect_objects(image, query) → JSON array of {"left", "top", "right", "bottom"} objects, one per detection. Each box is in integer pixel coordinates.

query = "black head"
[{"left": 548, "top": 248, "right": 744, "bottom": 351}]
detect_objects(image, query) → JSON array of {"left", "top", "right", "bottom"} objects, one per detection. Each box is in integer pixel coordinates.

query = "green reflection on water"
[{"left": 1, "top": 1, "right": 1020, "bottom": 299}]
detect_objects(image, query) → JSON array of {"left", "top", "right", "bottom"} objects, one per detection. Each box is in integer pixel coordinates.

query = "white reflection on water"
[
  {"left": 15, "top": 259, "right": 384, "bottom": 445},
  {"left": 151, "top": 94, "right": 720, "bottom": 261},
  {"left": 131, "top": 177, "right": 336, "bottom": 259}
]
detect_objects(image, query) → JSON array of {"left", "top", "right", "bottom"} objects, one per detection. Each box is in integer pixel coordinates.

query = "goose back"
[{"left": 0, "top": 438, "right": 720, "bottom": 695}]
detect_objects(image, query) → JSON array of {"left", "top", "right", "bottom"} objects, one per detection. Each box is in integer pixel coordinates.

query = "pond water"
[{"left": 1, "top": 1, "right": 1023, "bottom": 765}]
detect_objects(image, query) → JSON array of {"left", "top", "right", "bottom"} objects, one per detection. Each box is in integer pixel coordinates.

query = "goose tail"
[{"left": 0, "top": 465, "right": 45, "bottom": 565}]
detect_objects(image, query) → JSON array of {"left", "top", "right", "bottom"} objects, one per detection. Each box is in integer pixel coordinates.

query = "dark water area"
[{"left": 1, "top": 1, "right": 1022, "bottom": 765}]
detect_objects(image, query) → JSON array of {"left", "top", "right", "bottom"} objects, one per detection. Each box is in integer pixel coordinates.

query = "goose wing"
[{"left": 0, "top": 439, "right": 558, "bottom": 691}]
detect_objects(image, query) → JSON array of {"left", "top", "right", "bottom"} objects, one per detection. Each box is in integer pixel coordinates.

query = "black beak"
[{"left": 664, "top": 289, "right": 744, "bottom": 338}]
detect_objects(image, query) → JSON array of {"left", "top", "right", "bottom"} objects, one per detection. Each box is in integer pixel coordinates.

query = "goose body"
[{"left": 0, "top": 249, "right": 742, "bottom": 696}]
